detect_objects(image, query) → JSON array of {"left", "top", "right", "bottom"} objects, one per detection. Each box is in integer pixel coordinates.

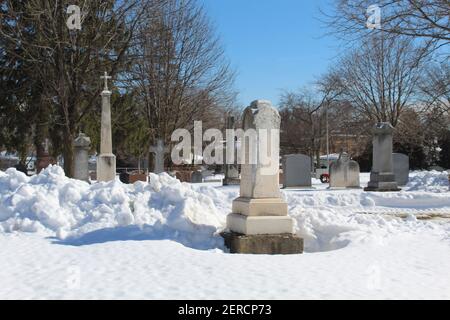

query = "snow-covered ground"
[{"left": 0, "top": 166, "right": 449, "bottom": 299}]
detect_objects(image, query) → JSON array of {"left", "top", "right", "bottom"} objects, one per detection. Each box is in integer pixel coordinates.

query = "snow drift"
[
  {"left": 0, "top": 166, "right": 449, "bottom": 253},
  {"left": 0, "top": 166, "right": 225, "bottom": 249}
]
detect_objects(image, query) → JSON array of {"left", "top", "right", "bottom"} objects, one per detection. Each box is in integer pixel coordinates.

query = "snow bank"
[
  {"left": 0, "top": 166, "right": 448, "bottom": 253},
  {"left": 0, "top": 166, "right": 225, "bottom": 249},
  {"left": 404, "top": 170, "right": 449, "bottom": 193}
]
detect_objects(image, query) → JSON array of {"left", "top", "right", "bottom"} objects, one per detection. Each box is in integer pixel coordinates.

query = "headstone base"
[
  {"left": 222, "top": 232, "right": 303, "bottom": 255},
  {"left": 227, "top": 213, "right": 293, "bottom": 235},
  {"left": 365, "top": 172, "right": 401, "bottom": 192},
  {"left": 328, "top": 186, "right": 362, "bottom": 190},
  {"left": 282, "top": 186, "right": 315, "bottom": 190},
  {"left": 97, "top": 153, "right": 116, "bottom": 182},
  {"left": 232, "top": 197, "right": 288, "bottom": 217},
  {"left": 223, "top": 178, "right": 241, "bottom": 186}
]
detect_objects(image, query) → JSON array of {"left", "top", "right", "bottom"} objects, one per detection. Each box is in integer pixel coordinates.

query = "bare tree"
[
  {"left": 279, "top": 75, "right": 343, "bottom": 166},
  {"left": 127, "top": 0, "right": 236, "bottom": 168},
  {"left": 0, "top": 0, "right": 144, "bottom": 176},
  {"left": 331, "top": 35, "right": 428, "bottom": 126},
  {"left": 324, "top": 0, "right": 450, "bottom": 52},
  {"left": 419, "top": 62, "right": 450, "bottom": 114}
]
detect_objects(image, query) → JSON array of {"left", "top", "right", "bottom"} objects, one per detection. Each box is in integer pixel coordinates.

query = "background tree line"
[
  {"left": 0, "top": 0, "right": 236, "bottom": 176},
  {"left": 279, "top": 0, "right": 449, "bottom": 170}
]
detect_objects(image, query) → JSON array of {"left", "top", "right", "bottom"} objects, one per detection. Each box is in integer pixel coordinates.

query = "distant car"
[{"left": 315, "top": 166, "right": 330, "bottom": 183}]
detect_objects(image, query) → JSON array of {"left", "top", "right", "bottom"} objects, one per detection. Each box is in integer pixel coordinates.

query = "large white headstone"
[{"left": 227, "top": 100, "right": 293, "bottom": 235}]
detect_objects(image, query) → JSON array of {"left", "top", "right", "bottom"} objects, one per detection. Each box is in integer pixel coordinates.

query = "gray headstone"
[
  {"left": 191, "top": 170, "right": 203, "bottom": 183},
  {"left": 329, "top": 152, "right": 360, "bottom": 189},
  {"left": 150, "top": 139, "right": 168, "bottom": 174},
  {"left": 282, "top": 154, "right": 312, "bottom": 188},
  {"left": 73, "top": 133, "right": 91, "bottom": 183},
  {"left": 365, "top": 123, "right": 400, "bottom": 192},
  {"left": 393, "top": 153, "right": 409, "bottom": 186}
]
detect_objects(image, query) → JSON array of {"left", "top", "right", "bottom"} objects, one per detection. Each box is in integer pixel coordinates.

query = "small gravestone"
[
  {"left": 191, "top": 170, "right": 203, "bottom": 183},
  {"left": 329, "top": 152, "right": 360, "bottom": 189},
  {"left": 282, "top": 154, "right": 312, "bottom": 188},
  {"left": 36, "top": 139, "right": 56, "bottom": 174},
  {"left": 365, "top": 123, "right": 400, "bottom": 192},
  {"left": 223, "top": 100, "right": 303, "bottom": 255},
  {"left": 393, "top": 153, "right": 409, "bottom": 186},
  {"left": 150, "top": 139, "right": 169, "bottom": 174},
  {"left": 73, "top": 133, "right": 91, "bottom": 183}
]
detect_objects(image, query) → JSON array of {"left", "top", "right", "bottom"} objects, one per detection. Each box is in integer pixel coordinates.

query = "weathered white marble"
[
  {"left": 97, "top": 72, "right": 116, "bottom": 182},
  {"left": 329, "top": 152, "right": 360, "bottom": 189}
]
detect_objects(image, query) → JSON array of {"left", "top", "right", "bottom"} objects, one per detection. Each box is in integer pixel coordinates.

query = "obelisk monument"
[{"left": 96, "top": 72, "right": 116, "bottom": 182}]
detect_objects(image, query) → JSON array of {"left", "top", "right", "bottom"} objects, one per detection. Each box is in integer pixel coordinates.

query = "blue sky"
[{"left": 200, "top": 0, "right": 341, "bottom": 107}]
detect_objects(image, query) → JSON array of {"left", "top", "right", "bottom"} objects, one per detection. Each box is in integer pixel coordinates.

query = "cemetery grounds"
[{"left": 0, "top": 166, "right": 449, "bottom": 299}]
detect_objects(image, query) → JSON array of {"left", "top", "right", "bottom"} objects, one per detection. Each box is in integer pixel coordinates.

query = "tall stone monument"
[
  {"left": 365, "top": 123, "right": 401, "bottom": 192},
  {"left": 150, "top": 139, "right": 168, "bottom": 174},
  {"left": 73, "top": 132, "right": 91, "bottom": 183},
  {"left": 223, "top": 115, "right": 240, "bottom": 186},
  {"left": 96, "top": 72, "right": 116, "bottom": 182},
  {"left": 329, "top": 152, "right": 361, "bottom": 189},
  {"left": 223, "top": 100, "right": 303, "bottom": 254}
]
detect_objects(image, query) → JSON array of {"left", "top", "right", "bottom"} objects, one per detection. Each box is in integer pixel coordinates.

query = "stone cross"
[
  {"left": 225, "top": 100, "right": 303, "bottom": 254},
  {"left": 96, "top": 72, "right": 116, "bottom": 182},
  {"left": 365, "top": 122, "right": 400, "bottom": 191},
  {"left": 150, "top": 139, "right": 169, "bottom": 174},
  {"left": 73, "top": 132, "right": 91, "bottom": 183},
  {"left": 100, "top": 71, "right": 112, "bottom": 91}
]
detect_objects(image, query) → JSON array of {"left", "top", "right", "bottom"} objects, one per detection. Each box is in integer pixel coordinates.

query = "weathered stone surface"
[
  {"left": 232, "top": 197, "right": 288, "bottom": 216},
  {"left": 226, "top": 214, "right": 294, "bottom": 235},
  {"left": 329, "top": 152, "right": 360, "bottom": 189},
  {"left": 282, "top": 154, "right": 312, "bottom": 188},
  {"left": 365, "top": 123, "right": 401, "bottom": 192},
  {"left": 150, "top": 139, "right": 168, "bottom": 174},
  {"left": 73, "top": 133, "right": 91, "bottom": 183},
  {"left": 222, "top": 232, "right": 303, "bottom": 255},
  {"left": 393, "top": 153, "right": 410, "bottom": 186},
  {"left": 96, "top": 76, "right": 116, "bottom": 182},
  {"left": 97, "top": 154, "right": 116, "bottom": 182},
  {"left": 239, "top": 100, "right": 281, "bottom": 199},
  {"left": 225, "top": 100, "right": 302, "bottom": 254}
]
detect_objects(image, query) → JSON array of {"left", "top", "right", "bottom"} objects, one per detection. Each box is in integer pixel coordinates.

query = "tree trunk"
[{"left": 63, "top": 131, "right": 75, "bottom": 178}]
